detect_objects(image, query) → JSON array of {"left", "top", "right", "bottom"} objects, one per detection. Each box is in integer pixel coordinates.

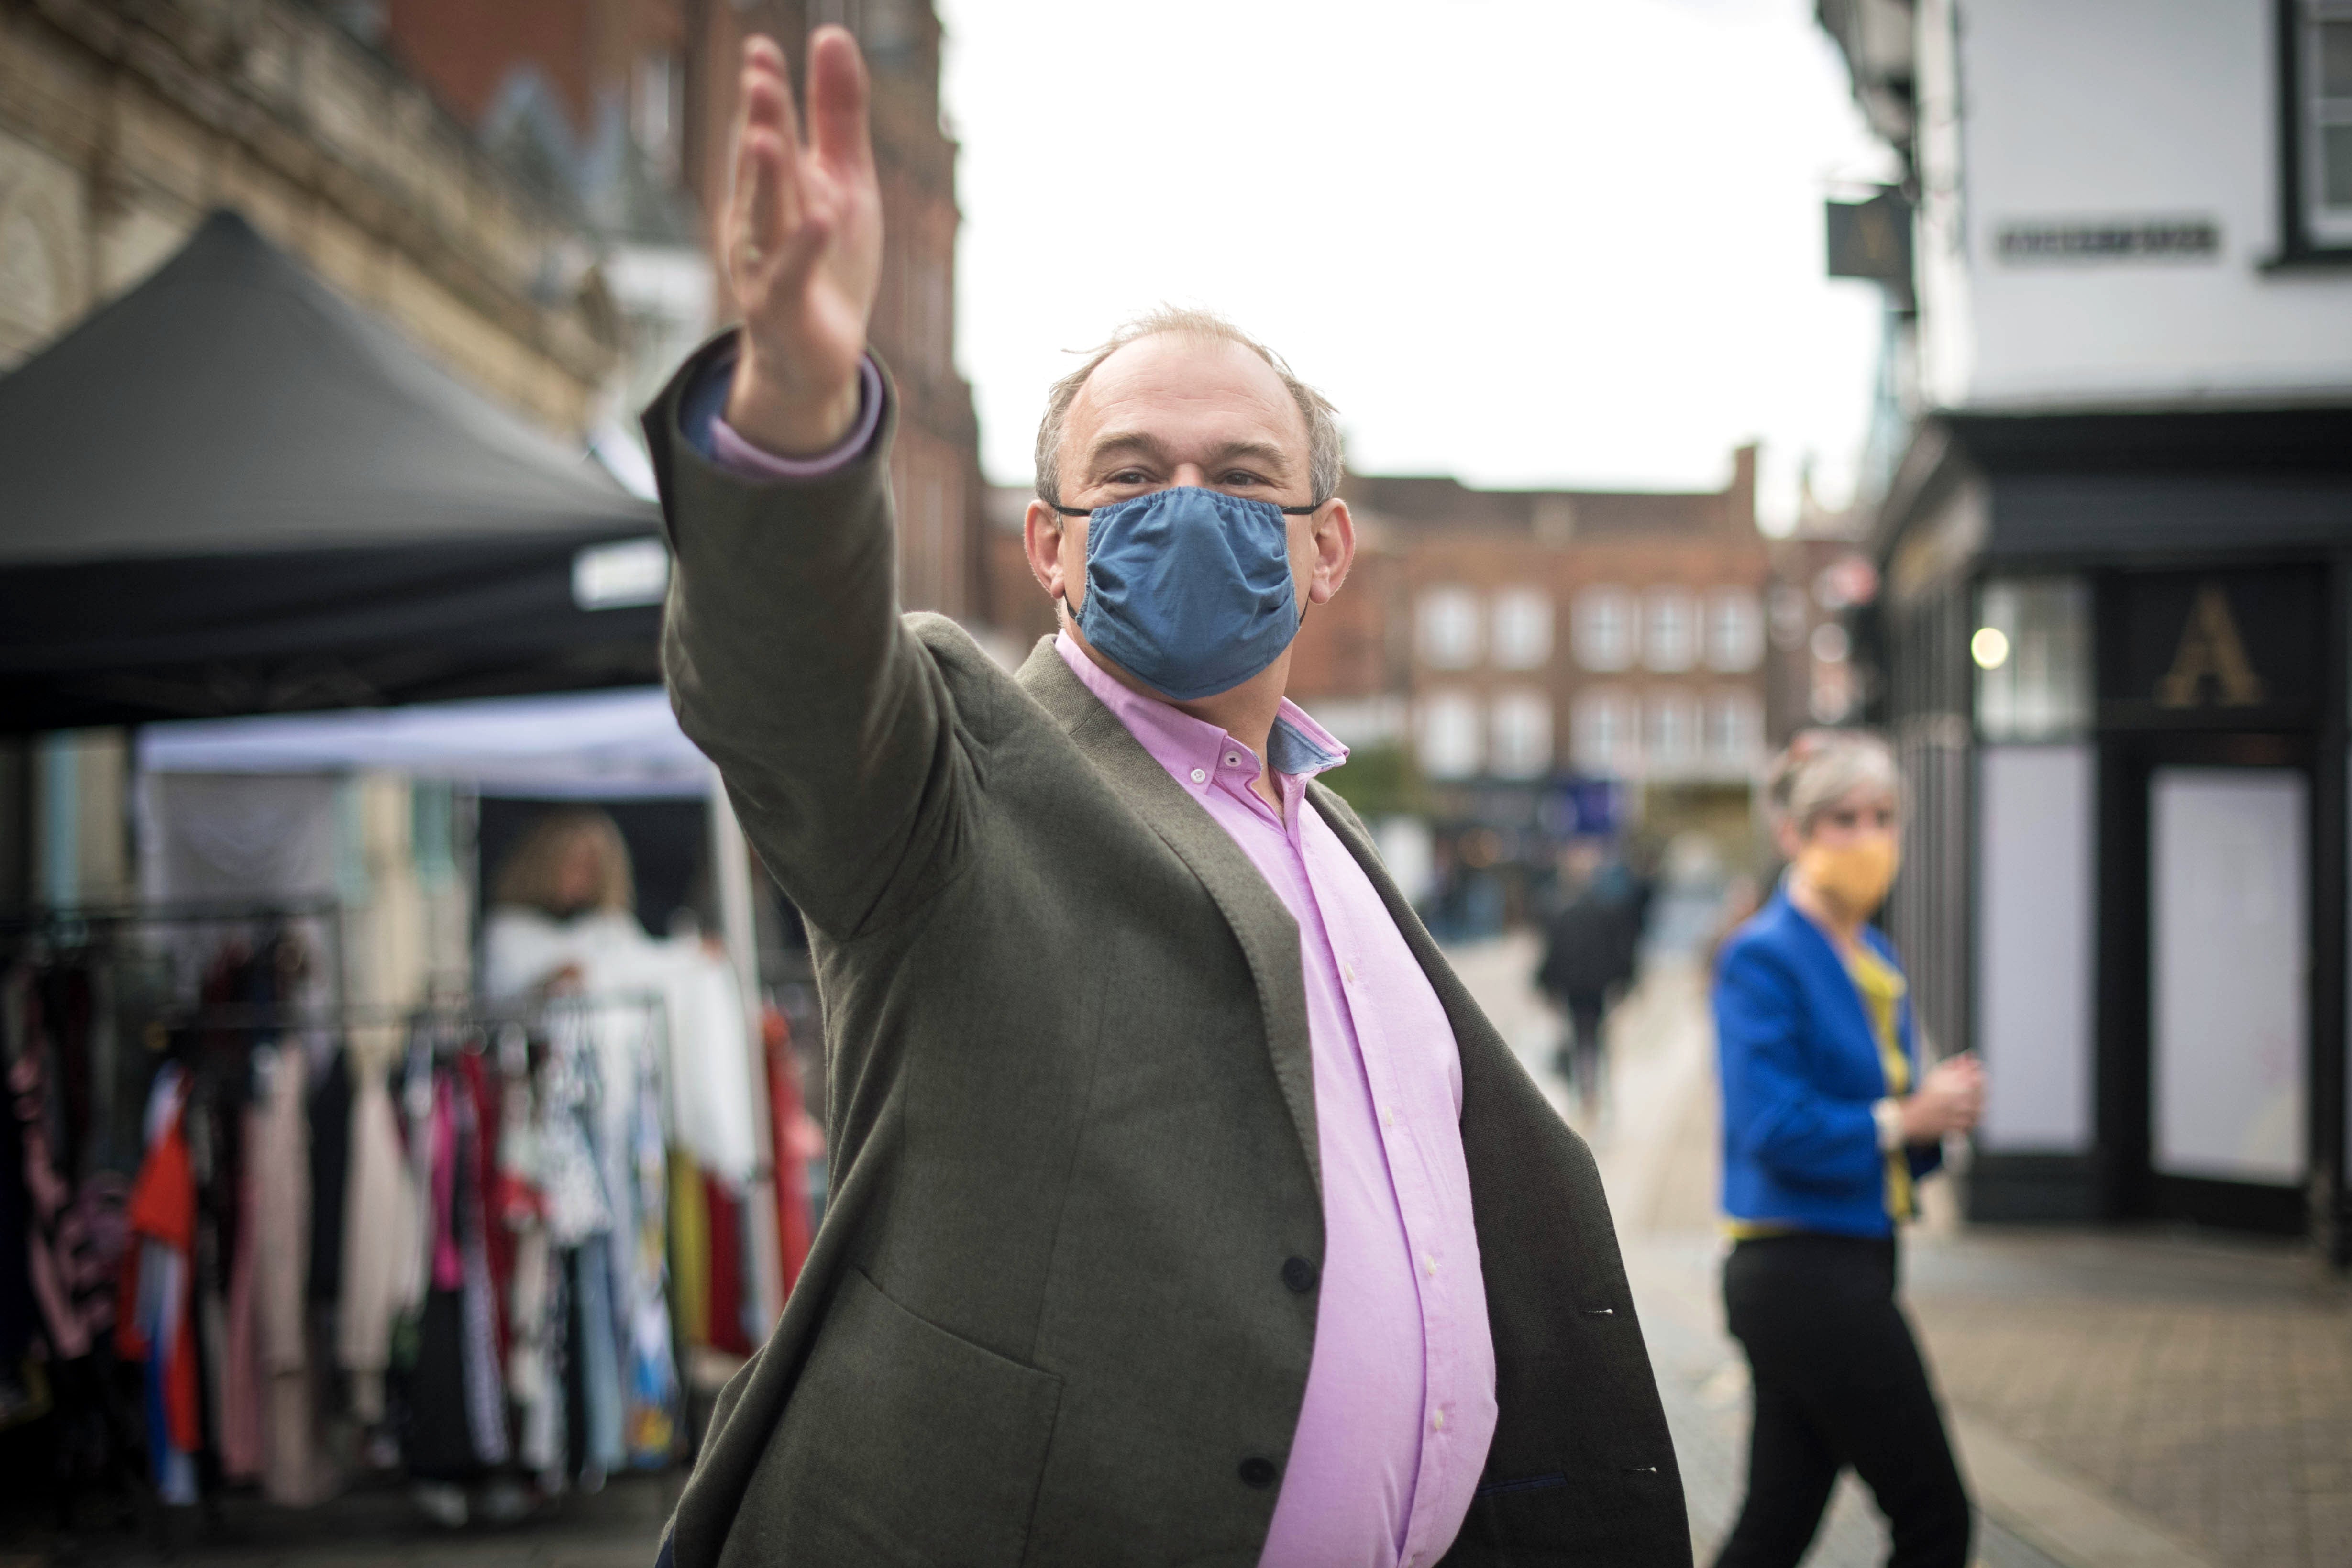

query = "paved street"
[{"left": 1450, "top": 931, "right": 2352, "bottom": 1568}]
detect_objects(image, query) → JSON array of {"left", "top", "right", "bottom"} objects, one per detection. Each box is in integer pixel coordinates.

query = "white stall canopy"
[{"left": 138, "top": 685, "right": 711, "bottom": 799}]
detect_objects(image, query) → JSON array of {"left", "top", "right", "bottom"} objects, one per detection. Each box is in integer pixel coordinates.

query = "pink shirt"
[
  {"left": 704, "top": 374, "right": 1497, "bottom": 1564},
  {"left": 1054, "top": 635, "right": 1496, "bottom": 1568}
]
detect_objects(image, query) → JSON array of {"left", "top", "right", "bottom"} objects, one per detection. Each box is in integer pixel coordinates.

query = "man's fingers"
[{"left": 806, "top": 24, "right": 874, "bottom": 173}]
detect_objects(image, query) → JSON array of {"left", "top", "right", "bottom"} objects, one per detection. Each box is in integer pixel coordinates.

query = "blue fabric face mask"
[{"left": 1057, "top": 486, "right": 1314, "bottom": 701}]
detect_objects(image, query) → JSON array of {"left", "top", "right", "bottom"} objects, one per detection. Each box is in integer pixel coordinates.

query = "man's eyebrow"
[{"left": 1082, "top": 431, "right": 1297, "bottom": 474}]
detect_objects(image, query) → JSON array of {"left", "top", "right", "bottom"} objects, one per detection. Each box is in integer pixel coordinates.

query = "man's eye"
[{"left": 1220, "top": 472, "right": 1267, "bottom": 488}]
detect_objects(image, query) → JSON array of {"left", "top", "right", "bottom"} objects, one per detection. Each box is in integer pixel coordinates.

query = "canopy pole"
[{"left": 708, "top": 774, "right": 784, "bottom": 1339}]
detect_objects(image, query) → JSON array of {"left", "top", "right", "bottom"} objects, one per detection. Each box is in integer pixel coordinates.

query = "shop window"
[
  {"left": 1973, "top": 577, "right": 2091, "bottom": 741},
  {"left": 1572, "top": 686, "right": 1637, "bottom": 774},
  {"left": 1573, "top": 586, "right": 1636, "bottom": 671},
  {"left": 1704, "top": 589, "right": 1764, "bottom": 672},
  {"left": 1489, "top": 688, "right": 1553, "bottom": 779},
  {"left": 1418, "top": 689, "right": 1482, "bottom": 779},
  {"left": 1491, "top": 588, "right": 1553, "bottom": 670},
  {"left": 1645, "top": 589, "right": 1697, "bottom": 672},
  {"left": 1419, "top": 586, "right": 1482, "bottom": 670}
]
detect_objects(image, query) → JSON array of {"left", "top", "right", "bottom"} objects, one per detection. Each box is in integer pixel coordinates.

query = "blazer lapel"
[{"left": 1016, "top": 639, "right": 1321, "bottom": 1196}]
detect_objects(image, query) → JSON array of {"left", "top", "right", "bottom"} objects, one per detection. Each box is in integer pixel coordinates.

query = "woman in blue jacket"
[{"left": 1712, "top": 731, "right": 1985, "bottom": 1568}]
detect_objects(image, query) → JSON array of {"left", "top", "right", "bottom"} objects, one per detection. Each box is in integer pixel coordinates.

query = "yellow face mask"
[{"left": 1795, "top": 834, "right": 1900, "bottom": 920}]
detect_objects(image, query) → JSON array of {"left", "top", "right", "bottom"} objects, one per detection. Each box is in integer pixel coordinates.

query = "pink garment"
[
  {"left": 219, "top": 1107, "right": 265, "bottom": 1481},
  {"left": 1054, "top": 636, "right": 1497, "bottom": 1568}
]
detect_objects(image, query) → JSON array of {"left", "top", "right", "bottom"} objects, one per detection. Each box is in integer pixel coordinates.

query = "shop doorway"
[{"left": 2109, "top": 735, "right": 2312, "bottom": 1233}]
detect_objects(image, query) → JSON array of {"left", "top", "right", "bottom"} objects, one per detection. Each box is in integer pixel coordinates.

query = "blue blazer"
[{"left": 1713, "top": 888, "right": 1942, "bottom": 1239}]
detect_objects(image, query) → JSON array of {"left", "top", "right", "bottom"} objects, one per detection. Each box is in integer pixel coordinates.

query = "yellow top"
[
  {"left": 1723, "top": 941, "right": 1913, "bottom": 1238},
  {"left": 1845, "top": 943, "right": 1915, "bottom": 1223}
]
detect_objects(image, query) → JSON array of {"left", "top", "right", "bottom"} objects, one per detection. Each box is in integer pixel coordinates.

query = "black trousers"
[{"left": 1713, "top": 1234, "right": 1971, "bottom": 1568}]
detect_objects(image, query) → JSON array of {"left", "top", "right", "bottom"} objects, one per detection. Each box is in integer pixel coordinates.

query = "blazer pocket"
[{"left": 760, "top": 1269, "right": 1063, "bottom": 1567}]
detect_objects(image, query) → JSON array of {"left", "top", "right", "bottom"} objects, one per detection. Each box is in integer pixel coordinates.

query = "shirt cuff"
[
  {"left": 685, "top": 347, "right": 884, "bottom": 480},
  {"left": 1873, "top": 1097, "right": 1906, "bottom": 1153}
]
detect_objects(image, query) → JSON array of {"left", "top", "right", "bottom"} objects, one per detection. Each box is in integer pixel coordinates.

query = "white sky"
[{"left": 935, "top": 0, "right": 1898, "bottom": 530}]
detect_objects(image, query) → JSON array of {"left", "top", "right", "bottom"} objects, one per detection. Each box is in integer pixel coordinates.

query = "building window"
[
  {"left": 1974, "top": 577, "right": 2092, "bottom": 741},
  {"left": 1706, "top": 690, "right": 1761, "bottom": 765},
  {"left": 1573, "top": 586, "right": 1636, "bottom": 671},
  {"left": 1489, "top": 688, "right": 1553, "bottom": 779},
  {"left": 1704, "top": 590, "right": 1764, "bottom": 672},
  {"left": 1491, "top": 588, "right": 1553, "bottom": 670},
  {"left": 1419, "top": 586, "right": 1482, "bottom": 670},
  {"left": 1572, "top": 686, "right": 1638, "bottom": 774},
  {"left": 2297, "top": 2, "right": 2352, "bottom": 249},
  {"left": 1646, "top": 691, "right": 1698, "bottom": 767},
  {"left": 1419, "top": 689, "right": 1482, "bottom": 779},
  {"left": 1645, "top": 589, "right": 1697, "bottom": 671}
]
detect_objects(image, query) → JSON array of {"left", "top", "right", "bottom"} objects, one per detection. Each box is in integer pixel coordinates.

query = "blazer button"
[
  {"left": 1281, "top": 1256, "right": 1318, "bottom": 1293},
  {"left": 1238, "top": 1456, "right": 1278, "bottom": 1489}
]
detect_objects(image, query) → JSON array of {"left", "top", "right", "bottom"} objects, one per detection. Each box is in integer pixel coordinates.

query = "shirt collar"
[{"left": 1052, "top": 632, "right": 1349, "bottom": 796}]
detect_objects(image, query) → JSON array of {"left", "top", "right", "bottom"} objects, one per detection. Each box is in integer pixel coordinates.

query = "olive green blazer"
[{"left": 646, "top": 338, "right": 1688, "bottom": 1568}]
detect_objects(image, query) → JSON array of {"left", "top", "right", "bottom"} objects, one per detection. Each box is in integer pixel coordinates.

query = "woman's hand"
[
  {"left": 721, "top": 28, "right": 882, "bottom": 456},
  {"left": 1899, "top": 1054, "right": 1985, "bottom": 1142}
]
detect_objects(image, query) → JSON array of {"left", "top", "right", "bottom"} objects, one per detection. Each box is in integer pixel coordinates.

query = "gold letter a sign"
[{"left": 2156, "top": 585, "right": 2266, "bottom": 708}]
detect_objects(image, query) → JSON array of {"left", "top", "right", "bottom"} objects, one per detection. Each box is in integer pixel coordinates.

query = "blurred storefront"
[{"left": 1820, "top": 0, "right": 2352, "bottom": 1256}]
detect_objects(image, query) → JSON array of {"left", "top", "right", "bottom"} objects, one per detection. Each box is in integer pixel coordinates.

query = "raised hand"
[{"left": 721, "top": 29, "right": 883, "bottom": 457}]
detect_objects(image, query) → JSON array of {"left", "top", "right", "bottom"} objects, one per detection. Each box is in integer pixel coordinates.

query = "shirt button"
[
  {"left": 1189, "top": 768, "right": 1207, "bottom": 784},
  {"left": 1381, "top": 1109, "right": 1394, "bottom": 1130},
  {"left": 1225, "top": 752, "right": 1244, "bottom": 768},
  {"left": 1342, "top": 962, "right": 1358, "bottom": 984},
  {"left": 1432, "top": 1409, "right": 1446, "bottom": 1433},
  {"left": 1238, "top": 1456, "right": 1277, "bottom": 1489},
  {"left": 1281, "top": 1256, "right": 1318, "bottom": 1293},
  {"left": 1422, "top": 1253, "right": 1438, "bottom": 1279}
]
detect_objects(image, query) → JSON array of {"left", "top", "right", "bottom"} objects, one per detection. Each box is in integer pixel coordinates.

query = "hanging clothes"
[{"left": 249, "top": 1045, "right": 330, "bottom": 1505}]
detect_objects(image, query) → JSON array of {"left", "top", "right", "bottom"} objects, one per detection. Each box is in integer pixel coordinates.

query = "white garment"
[
  {"left": 481, "top": 908, "right": 757, "bottom": 1184},
  {"left": 336, "top": 1060, "right": 422, "bottom": 1423}
]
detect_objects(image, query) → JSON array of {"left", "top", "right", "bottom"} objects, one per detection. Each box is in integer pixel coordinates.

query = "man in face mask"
[{"left": 643, "top": 27, "right": 1687, "bottom": 1568}]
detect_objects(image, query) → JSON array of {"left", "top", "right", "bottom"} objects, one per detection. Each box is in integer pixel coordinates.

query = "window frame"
[{"left": 2275, "top": 0, "right": 2352, "bottom": 263}]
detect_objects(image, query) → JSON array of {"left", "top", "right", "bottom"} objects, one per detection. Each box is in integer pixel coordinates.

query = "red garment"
[
  {"left": 762, "top": 1006, "right": 817, "bottom": 1296},
  {"left": 121, "top": 1086, "right": 201, "bottom": 1455},
  {"left": 701, "top": 1174, "right": 750, "bottom": 1356}
]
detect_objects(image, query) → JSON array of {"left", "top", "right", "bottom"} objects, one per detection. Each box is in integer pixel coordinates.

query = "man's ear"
[
  {"left": 1023, "top": 499, "right": 1069, "bottom": 604},
  {"left": 1305, "top": 498, "right": 1356, "bottom": 606}
]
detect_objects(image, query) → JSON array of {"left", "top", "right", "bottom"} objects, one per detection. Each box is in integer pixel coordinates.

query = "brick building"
[
  {"left": 1317, "top": 450, "right": 1773, "bottom": 801},
  {"left": 376, "top": 0, "right": 985, "bottom": 620}
]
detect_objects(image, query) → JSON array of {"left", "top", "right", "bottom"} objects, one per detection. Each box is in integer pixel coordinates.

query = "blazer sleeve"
[
  {"left": 1713, "top": 940, "right": 1883, "bottom": 1196},
  {"left": 644, "top": 334, "right": 972, "bottom": 939}
]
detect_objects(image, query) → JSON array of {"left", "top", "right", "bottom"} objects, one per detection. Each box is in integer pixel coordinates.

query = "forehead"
[{"left": 1063, "top": 333, "right": 1308, "bottom": 464}]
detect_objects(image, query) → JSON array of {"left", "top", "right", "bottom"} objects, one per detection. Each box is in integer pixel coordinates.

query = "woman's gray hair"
[
  {"left": 1033, "top": 306, "right": 1345, "bottom": 508},
  {"left": 1766, "top": 728, "right": 1906, "bottom": 835}
]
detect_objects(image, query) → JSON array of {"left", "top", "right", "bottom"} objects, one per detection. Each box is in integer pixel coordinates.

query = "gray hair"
[
  {"left": 1767, "top": 729, "right": 1906, "bottom": 835},
  {"left": 1032, "top": 306, "right": 1345, "bottom": 509}
]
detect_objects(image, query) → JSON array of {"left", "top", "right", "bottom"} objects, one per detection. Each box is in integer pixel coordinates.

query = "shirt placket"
[{"left": 1291, "top": 809, "right": 1458, "bottom": 1568}]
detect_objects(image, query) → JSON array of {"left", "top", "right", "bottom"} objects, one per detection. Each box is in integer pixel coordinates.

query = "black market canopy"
[{"left": 0, "top": 210, "right": 666, "bottom": 733}]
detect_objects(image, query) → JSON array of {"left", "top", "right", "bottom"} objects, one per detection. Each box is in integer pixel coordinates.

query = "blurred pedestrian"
[
  {"left": 1710, "top": 730, "right": 1984, "bottom": 1568},
  {"left": 638, "top": 27, "right": 1688, "bottom": 1568},
  {"left": 1535, "top": 843, "right": 1635, "bottom": 1119}
]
